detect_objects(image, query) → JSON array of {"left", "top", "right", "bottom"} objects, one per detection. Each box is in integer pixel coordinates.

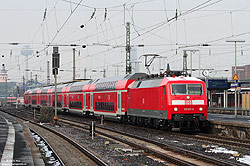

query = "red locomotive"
[{"left": 24, "top": 73, "right": 208, "bottom": 131}]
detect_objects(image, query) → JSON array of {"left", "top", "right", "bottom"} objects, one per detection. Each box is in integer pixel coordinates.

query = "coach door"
[
  {"left": 117, "top": 92, "right": 121, "bottom": 115},
  {"left": 90, "top": 93, "right": 93, "bottom": 111},
  {"left": 162, "top": 86, "right": 167, "bottom": 110},
  {"left": 62, "top": 94, "right": 64, "bottom": 108},
  {"left": 50, "top": 95, "right": 53, "bottom": 106},
  {"left": 83, "top": 93, "right": 86, "bottom": 111},
  {"left": 38, "top": 95, "right": 40, "bottom": 106},
  {"left": 67, "top": 94, "right": 69, "bottom": 108}
]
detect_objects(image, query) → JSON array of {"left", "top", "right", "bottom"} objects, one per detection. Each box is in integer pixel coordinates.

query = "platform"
[
  {"left": 208, "top": 107, "right": 250, "bottom": 116},
  {"left": 208, "top": 113, "right": 250, "bottom": 126},
  {"left": 207, "top": 113, "right": 250, "bottom": 139},
  {"left": 0, "top": 111, "right": 44, "bottom": 166}
]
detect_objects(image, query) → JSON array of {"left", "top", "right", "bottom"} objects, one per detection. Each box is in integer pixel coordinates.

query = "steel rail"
[
  {"left": 169, "top": 132, "right": 250, "bottom": 150},
  {"left": 60, "top": 119, "right": 197, "bottom": 166},
  {"left": 0, "top": 109, "right": 108, "bottom": 166},
  {"left": 30, "top": 128, "right": 65, "bottom": 166},
  {"left": 2, "top": 108, "right": 245, "bottom": 166},
  {"left": 60, "top": 118, "right": 242, "bottom": 166},
  {"left": 197, "top": 133, "right": 250, "bottom": 148}
]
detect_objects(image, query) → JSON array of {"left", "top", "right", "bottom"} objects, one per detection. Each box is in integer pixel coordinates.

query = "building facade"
[
  {"left": 232, "top": 64, "right": 250, "bottom": 88},
  {"left": 232, "top": 65, "right": 250, "bottom": 80},
  {"left": 0, "top": 65, "right": 7, "bottom": 82}
]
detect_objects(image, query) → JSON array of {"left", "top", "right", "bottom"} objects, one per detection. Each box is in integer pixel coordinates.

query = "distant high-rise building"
[
  {"left": 21, "top": 45, "right": 33, "bottom": 82},
  {"left": 0, "top": 65, "right": 7, "bottom": 82}
]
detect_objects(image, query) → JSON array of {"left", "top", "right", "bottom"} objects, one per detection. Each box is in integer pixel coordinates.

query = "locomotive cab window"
[
  {"left": 171, "top": 84, "right": 202, "bottom": 95},
  {"left": 188, "top": 84, "right": 203, "bottom": 95}
]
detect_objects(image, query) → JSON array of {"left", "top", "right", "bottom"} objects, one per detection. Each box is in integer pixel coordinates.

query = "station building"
[{"left": 208, "top": 64, "right": 250, "bottom": 109}]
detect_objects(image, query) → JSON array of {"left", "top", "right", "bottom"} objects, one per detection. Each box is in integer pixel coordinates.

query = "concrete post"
[{"left": 224, "top": 90, "right": 227, "bottom": 108}]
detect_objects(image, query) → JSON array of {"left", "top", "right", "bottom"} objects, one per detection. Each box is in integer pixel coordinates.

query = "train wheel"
[
  {"left": 145, "top": 118, "right": 152, "bottom": 128},
  {"left": 84, "top": 111, "right": 90, "bottom": 117},
  {"left": 153, "top": 119, "right": 160, "bottom": 129},
  {"left": 131, "top": 116, "right": 137, "bottom": 125},
  {"left": 160, "top": 120, "right": 168, "bottom": 131},
  {"left": 120, "top": 115, "right": 128, "bottom": 124},
  {"left": 200, "top": 121, "right": 209, "bottom": 133},
  {"left": 137, "top": 117, "right": 143, "bottom": 126},
  {"left": 64, "top": 109, "right": 69, "bottom": 114},
  {"left": 168, "top": 126, "right": 172, "bottom": 132}
]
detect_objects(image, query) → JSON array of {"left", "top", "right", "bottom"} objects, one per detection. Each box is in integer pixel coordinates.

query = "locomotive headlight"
[
  {"left": 199, "top": 107, "right": 203, "bottom": 111},
  {"left": 174, "top": 107, "right": 178, "bottom": 111}
]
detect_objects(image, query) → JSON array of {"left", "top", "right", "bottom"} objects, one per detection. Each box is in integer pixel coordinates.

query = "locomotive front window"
[
  {"left": 172, "top": 84, "right": 186, "bottom": 95},
  {"left": 188, "top": 84, "right": 202, "bottom": 95},
  {"left": 171, "top": 84, "right": 202, "bottom": 95}
]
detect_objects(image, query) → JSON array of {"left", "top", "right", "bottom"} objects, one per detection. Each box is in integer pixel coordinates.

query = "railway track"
[
  {"left": 100, "top": 114, "right": 250, "bottom": 152},
  {"left": 169, "top": 132, "right": 250, "bottom": 150},
  {"left": 1, "top": 107, "right": 208, "bottom": 165},
  {"left": 30, "top": 128, "right": 65, "bottom": 166},
  {"left": 2, "top": 107, "right": 248, "bottom": 165},
  {"left": 59, "top": 117, "right": 241, "bottom": 166},
  {"left": 0, "top": 108, "right": 108, "bottom": 166},
  {"left": 60, "top": 119, "right": 200, "bottom": 166}
]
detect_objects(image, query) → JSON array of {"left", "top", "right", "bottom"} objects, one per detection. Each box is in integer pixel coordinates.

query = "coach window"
[
  {"left": 67, "top": 95, "right": 69, "bottom": 107},
  {"left": 83, "top": 94, "right": 86, "bottom": 108},
  {"left": 118, "top": 94, "right": 121, "bottom": 109},
  {"left": 163, "top": 86, "right": 165, "bottom": 95}
]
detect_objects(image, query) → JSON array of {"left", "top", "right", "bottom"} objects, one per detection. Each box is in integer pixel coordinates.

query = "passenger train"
[{"left": 24, "top": 73, "right": 208, "bottom": 131}]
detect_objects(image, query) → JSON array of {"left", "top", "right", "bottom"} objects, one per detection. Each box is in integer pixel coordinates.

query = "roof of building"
[{"left": 1, "top": 65, "right": 7, "bottom": 74}]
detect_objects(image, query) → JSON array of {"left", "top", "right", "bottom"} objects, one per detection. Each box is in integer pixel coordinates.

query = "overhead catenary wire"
[
  {"left": 5, "top": 0, "right": 250, "bottom": 82},
  {"left": 162, "top": 0, "right": 168, "bottom": 21},
  {"left": 63, "top": 0, "right": 225, "bottom": 49},
  {"left": 7, "top": 0, "right": 84, "bottom": 77},
  {"left": 53, "top": 0, "right": 242, "bottom": 79},
  {"left": 47, "top": 0, "right": 84, "bottom": 47},
  {"left": 30, "top": 0, "right": 60, "bottom": 44}
]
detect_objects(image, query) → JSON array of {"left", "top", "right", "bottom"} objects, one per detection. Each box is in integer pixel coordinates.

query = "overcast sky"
[{"left": 0, "top": 0, "right": 250, "bottom": 83}]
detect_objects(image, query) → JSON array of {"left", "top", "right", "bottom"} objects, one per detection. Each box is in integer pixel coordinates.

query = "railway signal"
[
  {"left": 52, "top": 47, "right": 60, "bottom": 75},
  {"left": 52, "top": 47, "right": 60, "bottom": 125}
]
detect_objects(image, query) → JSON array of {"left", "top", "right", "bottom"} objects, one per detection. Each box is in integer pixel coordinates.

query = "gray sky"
[{"left": 0, "top": 0, "right": 250, "bottom": 83}]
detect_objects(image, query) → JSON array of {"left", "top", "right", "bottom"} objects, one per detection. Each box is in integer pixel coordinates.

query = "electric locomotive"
[{"left": 127, "top": 75, "right": 208, "bottom": 131}]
